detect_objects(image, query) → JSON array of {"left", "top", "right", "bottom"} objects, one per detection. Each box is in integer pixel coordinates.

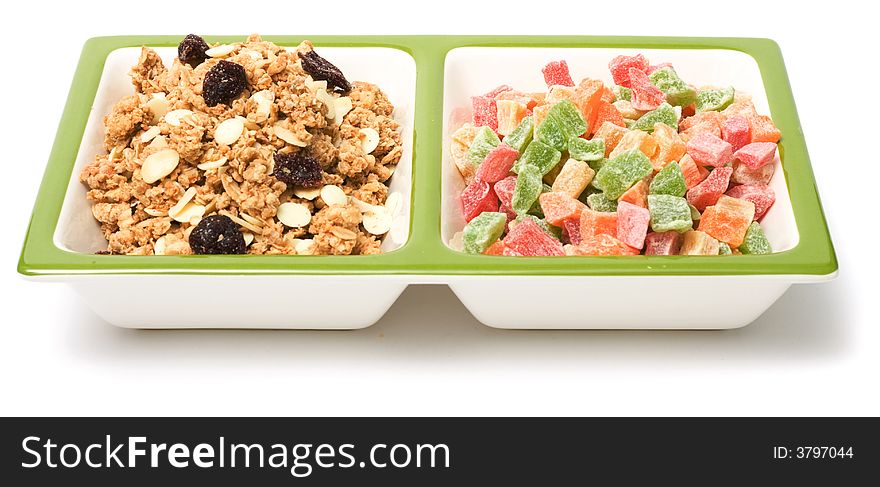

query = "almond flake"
[
  {"left": 206, "top": 44, "right": 236, "bottom": 58},
  {"left": 276, "top": 202, "right": 312, "bottom": 228},
  {"left": 385, "top": 192, "right": 403, "bottom": 216},
  {"left": 141, "top": 149, "right": 180, "bottom": 184},
  {"left": 330, "top": 227, "right": 358, "bottom": 240},
  {"left": 295, "top": 238, "right": 315, "bottom": 255},
  {"left": 168, "top": 187, "right": 198, "bottom": 220},
  {"left": 140, "top": 126, "right": 161, "bottom": 143},
  {"left": 154, "top": 236, "right": 166, "bottom": 255},
  {"left": 320, "top": 185, "right": 348, "bottom": 206},
  {"left": 273, "top": 123, "right": 308, "bottom": 147},
  {"left": 164, "top": 109, "right": 193, "bottom": 126},
  {"left": 214, "top": 117, "right": 245, "bottom": 146},
  {"left": 197, "top": 156, "right": 228, "bottom": 171},
  {"left": 242, "top": 232, "right": 255, "bottom": 246},
  {"left": 239, "top": 212, "right": 264, "bottom": 228},
  {"left": 145, "top": 93, "right": 170, "bottom": 123},
  {"left": 173, "top": 203, "right": 206, "bottom": 224},
  {"left": 333, "top": 96, "right": 353, "bottom": 123},
  {"left": 144, "top": 208, "right": 167, "bottom": 217},
  {"left": 359, "top": 127, "right": 380, "bottom": 154},
  {"left": 362, "top": 210, "right": 392, "bottom": 235},
  {"left": 315, "top": 89, "right": 336, "bottom": 120},
  {"left": 293, "top": 187, "right": 321, "bottom": 200},
  {"left": 350, "top": 197, "right": 383, "bottom": 214}
]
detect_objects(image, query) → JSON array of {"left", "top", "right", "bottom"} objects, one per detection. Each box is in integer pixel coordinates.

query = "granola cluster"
[{"left": 81, "top": 34, "right": 403, "bottom": 255}]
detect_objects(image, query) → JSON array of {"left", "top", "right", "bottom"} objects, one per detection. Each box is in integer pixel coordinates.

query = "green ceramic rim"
[{"left": 18, "top": 35, "right": 837, "bottom": 276}]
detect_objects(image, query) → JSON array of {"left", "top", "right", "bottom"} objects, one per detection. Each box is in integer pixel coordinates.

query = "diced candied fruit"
[
  {"left": 608, "top": 54, "right": 650, "bottom": 88},
  {"left": 503, "top": 218, "right": 565, "bottom": 256},
  {"left": 542, "top": 60, "right": 575, "bottom": 87},
  {"left": 695, "top": 87, "right": 735, "bottom": 112},
  {"left": 461, "top": 179, "right": 499, "bottom": 222},
  {"left": 466, "top": 126, "right": 501, "bottom": 167},
  {"left": 629, "top": 67, "right": 666, "bottom": 111},
  {"left": 475, "top": 144, "right": 519, "bottom": 183},
  {"left": 687, "top": 166, "right": 733, "bottom": 212},
  {"left": 631, "top": 102, "right": 679, "bottom": 132},
  {"left": 462, "top": 212, "right": 507, "bottom": 254},
  {"left": 739, "top": 221, "right": 772, "bottom": 254},
  {"left": 594, "top": 149, "right": 653, "bottom": 200},
  {"left": 539, "top": 192, "right": 586, "bottom": 226},
  {"left": 471, "top": 96, "right": 498, "bottom": 131},
  {"left": 579, "top": 208, "right": 619, "bottom": 239},
  {"left": 678, "top": 154, "right": 709, "bottom": 190},
  {"left": 495, "top": 100, "right": 529, "bottom": 136},
  {"left": 698, "top": 195, "right": 756, "bottom": 247},
  {"left": 733, "top": 142, "right": 777, "bottom": 170},
  {"left": 618, "top": 179, "right": 649, "bottom": 208},
  {"left": 649, "top": 161, "right": 687, "bottom": 197},
  {"left": 564, "top": 234, "right": 639, "bottom": 256},
  {"left": 647, "top": 194, "right": 693, "bottom": 233},
  {"left": 551, "top": 159, "right": 595, "bottom": 198},
  {"left": 722, "top": 115, "right": 751, "bottom": 152},
  {"left": 680, "top": 230, "right": 720, "bottom": 255},
  {"left": 503, "top": 115, "right": 534, "bottom": 154},
  {"left": 644, "top": 231, "right": 682, "bottom": 255},
  {"left": 725, "top": 184, "right": 776, "bottom": 221},
  {"left": 686, "top": 132, "right": 733, "bottom": 167},
  {"left": 617, "top": 200, "right": 650, "bottom": 249}
]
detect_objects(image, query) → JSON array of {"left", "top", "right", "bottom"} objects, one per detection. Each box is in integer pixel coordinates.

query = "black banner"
[{"left": 2, "top": 418, "right": 875, "bottom": 484}]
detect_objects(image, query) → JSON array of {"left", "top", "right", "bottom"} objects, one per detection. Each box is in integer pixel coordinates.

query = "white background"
[{"left": 1, "top": 0, "right": 877, "bottom": 416}]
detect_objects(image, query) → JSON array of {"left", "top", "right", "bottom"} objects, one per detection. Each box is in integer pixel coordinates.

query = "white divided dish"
[
  {"left": 39, "top": 46, "right": 417, "bottom": 329},
  {"left": 441, "top": 47, "right": 834, "bottom": 329}
]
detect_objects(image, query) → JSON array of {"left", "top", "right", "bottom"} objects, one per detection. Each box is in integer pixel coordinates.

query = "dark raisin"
[
  {"left": 202, "top": 60, "right": 248, "bottom": 107},
  {"left": 298, "top": 50, "right": 351, "bottom": 93},
  {"left": 178, "top": 34, "right": 210, "bottom": 67},
  {"left": 272, "top": 152, "right": 323, "bottom": 188},
  {"left": 188, "top": 215, "right": 247, "bottom": 255}
]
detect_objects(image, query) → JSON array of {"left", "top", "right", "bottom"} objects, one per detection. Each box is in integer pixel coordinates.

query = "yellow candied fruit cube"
[
  {"left": 680, "top": 230, "right": 720, "bottom": 255},
  {"left": 609, "top": 129, "right": 659, "bottom": 160},
  {"left": 650, "top": 122, "right": 687, "bottom": 170},
  {"left": 551, "top": 158, "right": 595, "bottom": 198},
  {"left": 532, "top": 104, "right": 552, "bottom": 130},
  {"left": 495, "top": 100, "right": 528, "bottom": 137},
  {"left": 450, "top": 123, "right": 478, "bottom": 182},
  {"left": 612, "top": 100, "right": 645, "bottom": 120},
  {"left": 545, "top": 85, "right": 577, "bottom": 105},
  {"left": 592, "top": 121, "right": 629, "bottom": 157}
]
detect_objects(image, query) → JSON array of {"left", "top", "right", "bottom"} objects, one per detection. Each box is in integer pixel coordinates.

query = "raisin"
[
  {"left": 202, "top": 60, "right": 248, "bottom": 107},
  {"left": 272, "top": 152, "right": 323, "bottom": 188},
  {"left": 178, "top": 34, "right": 210, "bottom": 67},
  {"left": 188, "top": 215, "right": 247, "bottom": 254},
  {"left": 298, "top": 50, "right": 351, "bottom": 93}
]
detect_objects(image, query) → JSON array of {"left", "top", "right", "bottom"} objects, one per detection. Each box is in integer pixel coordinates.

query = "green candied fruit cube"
[
  {"left": 568, "top": 137, "right": 605, "bottom": 162},
  {"left": 586, "top": 192, "right": 618, "bottom": 212},
  {"left": 516, "top": 214, "right": 562, "bottom": 240},
  {"left": 536, "top": 100, "right": 587, "bottom": 151},
  {"left": 502, "top": 115, "right": 534, "bottom": 154},
  {"left": 696, "top": 86, "right": 735, "bottom": 112},
  {"left": 648, "top": 194, "right": 693, "bottom": 233},
  {"left": 649, "top": 162, "right": 687, "bottom": 197},
  {"left": 614, "top": 85, "right": 632, "bottom": 101},
  {"left": 578, "top": 185, "right": 601, "bottom": 204},
  {"left": 466, "top": 126, "right": 500, "bottom": 166},
  {"left": 594, "top": 149, "right": 653, "bottom": 200},
  {"left": 512, "top": 165, "right": 544, "bottom": 214},
  {"left": 588, "top": 157, "right": 607, "bottom": 173},
  {"left": 739, "top": 222, "right": 772, "bottom": 254},
  {"left": 648, "top": 67, "right": 697, "bottom": 107},
  {"left": 517, "top": 140, "right": 562, "bottom": 175},
  {"left": 718, "top": 242, "right": 733, "bottom": 255},
  {"left": 631, "top": 102, "right": 679, "bottom": 132},
  {"left": 535, "top": 115, "right": 568, "bottom": 152},
  {"left": 462, "top": 212, "right": 507, "bottom": 254}
]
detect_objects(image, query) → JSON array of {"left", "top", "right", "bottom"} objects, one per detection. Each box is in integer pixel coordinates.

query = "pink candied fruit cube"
[
  {"left": 542, "top": 60, "right": 575, "bottom": 87},
  {"left": 460, "top": 179, "right": 498, "bottom": 222},
  {"left": 616, "top": 200, "right": 650, "bottom": 250},
  {"left": 725, "top": 184, "right": 776, "bottom": 221},
  {"left": 628, "top": 67, "right": 666, "bottom": 111},
  {"left": 687, "top": 166, "right": 734, "bottom": 212},
  {"left": 734, "top": 142, "right": 778, "bottom": 170},
  {"left": 644, "top": 231, "right": 683, "bottom": 256},
  {"left": 484, "top": 84, "right": 513, "bottom": 98},
  {"left": 686, "top": 132, "right": 734, "bottom": 167},
  {"left": 608, "top": 54, "right": 650, "bottom": 88},
  {"left": 562, "top": 217, "right": 582, "bottom": 245},
  {"left": 503, "top": 218, "right": 565, "bottom": 256},
  {"left": 475, "top": 144, "right": 519, "bottom": 183},
  {"left": 471, "top": 96, "right": 498, "bottom": 130},
  {"left": 493, "top": 176, "right": 517, "bottom": 208},
  {"left": 539, "top": 192, "right": 586, "bottom": 227},
  {"left": 721, "top": 115, "right": 751, "bottom": 152}
]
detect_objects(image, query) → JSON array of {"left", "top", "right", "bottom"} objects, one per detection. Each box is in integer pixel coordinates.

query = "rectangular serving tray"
[{"left": 18, "top": 36, "right": 837, "bottom": 329}]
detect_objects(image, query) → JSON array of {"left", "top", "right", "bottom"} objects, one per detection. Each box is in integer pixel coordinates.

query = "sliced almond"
[
  {"left": 173, "top": 203, "right": 206, "bottom": 224},
  {"left": 242, "top": 232, "right": 255, "bottom": 246},
  {"left": 333, "top": 96, "right": 353, "bottom": 123},
  {"left": 141, "top": 149, "right": 180, "bottom": 184},
  {"left": 168, "top": 187, "right": 198, "bottom": 220},
  {"left": 273, "top": 123, "right": 308, "bottom": 147},
  {"left": 315, "top": 89, "right": 336, "bottom": 120},
  {"left": 145, "top": 93, "right": 170, "bottom": 123},
  {"left": 362, "top": 210, "right": 392, "bottom": 235},
  {"left": 144, "top": 207, "right": 167, "bottom": 217},
  {"left": 331, "top": 226, "right": 358, "bottom": 240},
  {"left": 320, "top": 185, "right": 348, "bottom": 206},
  {"left": 350, "top": 197, "right": 383, "bottom": 214},
  {"left": 241, "top": 49, "right": 262, "bottom": 60},
  {"left": 149, "top": 135, "right": 168, "bottom": 148},
  {"left": 154, "top": 236, "right": 166, "bottom": 255},
  {"left": 164, "top": 109, "right": 193, "bottom": 127},
  {"left": 214, "top": 117, "right": 245, "bottom": 146},
  {"left": 239, "top": 212, "right": 264, "bottom": 228},
  {"left": 206, "top": 44, "right": 236, "bottom": 58},
  {"left": 294, "top": 238, "right": 315, "bottom": 255},
  {"left": 293, "top": 186, "right": 321, "bottom": 200},
  {"left": 276, "top": 202, "right": 312, "bottom": 228},
  {"left": 385, "top": 192, "right": 403, "bottom": 216},
  {"left": 251, "top": 90, "right": 274, "bottom": 119},
  {"left": 221, "top": 212, "right": 263, "bottom": 234},
  {"left": 359, "top": 127, "right": 380, "bottom": 154},
  {"left": 197, "top": 156, "right": 228, "bottom": 171},
  {"left": 140, "top": 126, "right": 161, "bottom": 143},
  {"left": 305, "top": 76, "right": 328, "bottom": 92}
]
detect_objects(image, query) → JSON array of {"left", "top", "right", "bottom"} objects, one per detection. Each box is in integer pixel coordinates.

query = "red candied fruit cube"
[
  {"left": 628, "top": 67, "right": 666, "bottom": 111},
  {"left": 686, "top": 132, "right": 734, "bottom": 167},
  {"left": 645, "top": 62, "right": 673, "bottom": 75},
  {"left": 733, "top": 142, "right": 778, "bottom": 170},
  {"left": 475, "top": 144, "right": 519, "bottom": 183},
  {"left": 461, "top": 179, "right": 498, "bottom": 222},
  {"left": 616, "top": 200, "right": 650, "bottom": 250},
  {"left": 471, "top": 96, "right": 498, "bottom": 130},
  {"left": 503, "top": 219, "right": 565, "bottom": 256},
  {"left": 725, "top": 184, "right": 776, "bottom": 221},
  {"left": 608, "top": 54, "right": 650, "bottom": 88},
  {"left": 722, "top": 115, "right": 752, "bottom": 152},
  {"left": 539, "top": 192, "right": 586, "bottom": 226},
  {"left": 493, "top": 176, "right": 517, "bottom": 208},
  {"left": 592, "top": 100, "right": 626, "bottom": 134},
  {"left": 562, "top": 217, "right": 582, "bottom": 245},
  {"left": 686, "top": 166, "right": 733, "bottom": 212},
  {"left": 484, "top": 84, "right": 513, "bottom": 98},
  {"left": 499, "top": 201, "right": 516, "bottom": 224},
  {"left": 580, "top": 209, "right": 619, "bottom": 239},
  {"left": 644, "top": 231, "right": 682, "bottom": 255},
  {"left": 565, "top": 234, "right": 640, "bottom": 256},
  {"left": 542, "top": 60, "right": 575, "bottom": 87}
]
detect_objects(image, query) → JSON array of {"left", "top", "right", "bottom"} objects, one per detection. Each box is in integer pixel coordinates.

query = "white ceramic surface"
[{"left": 441, "top": 47, "right": 798, "bottom": 252}]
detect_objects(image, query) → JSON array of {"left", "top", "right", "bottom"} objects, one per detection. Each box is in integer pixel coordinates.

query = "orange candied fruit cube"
[
  {"left": 579, "top": 209, "right": 619, "bottom": 239},
  {"left": 593, "top": 122, "right": 629, "bottom": 157},
  {"left": 618, "top": 179, "right": 649, "bottom": 208},
  {"left": 748, "top": 114, "right": 781, "bottom": 143},
  {"left": 678, "top": 154, "right": 709, "bottom": 189},
  {"left": 697, "top": 195, "right": 756, "bottom": 247}
]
